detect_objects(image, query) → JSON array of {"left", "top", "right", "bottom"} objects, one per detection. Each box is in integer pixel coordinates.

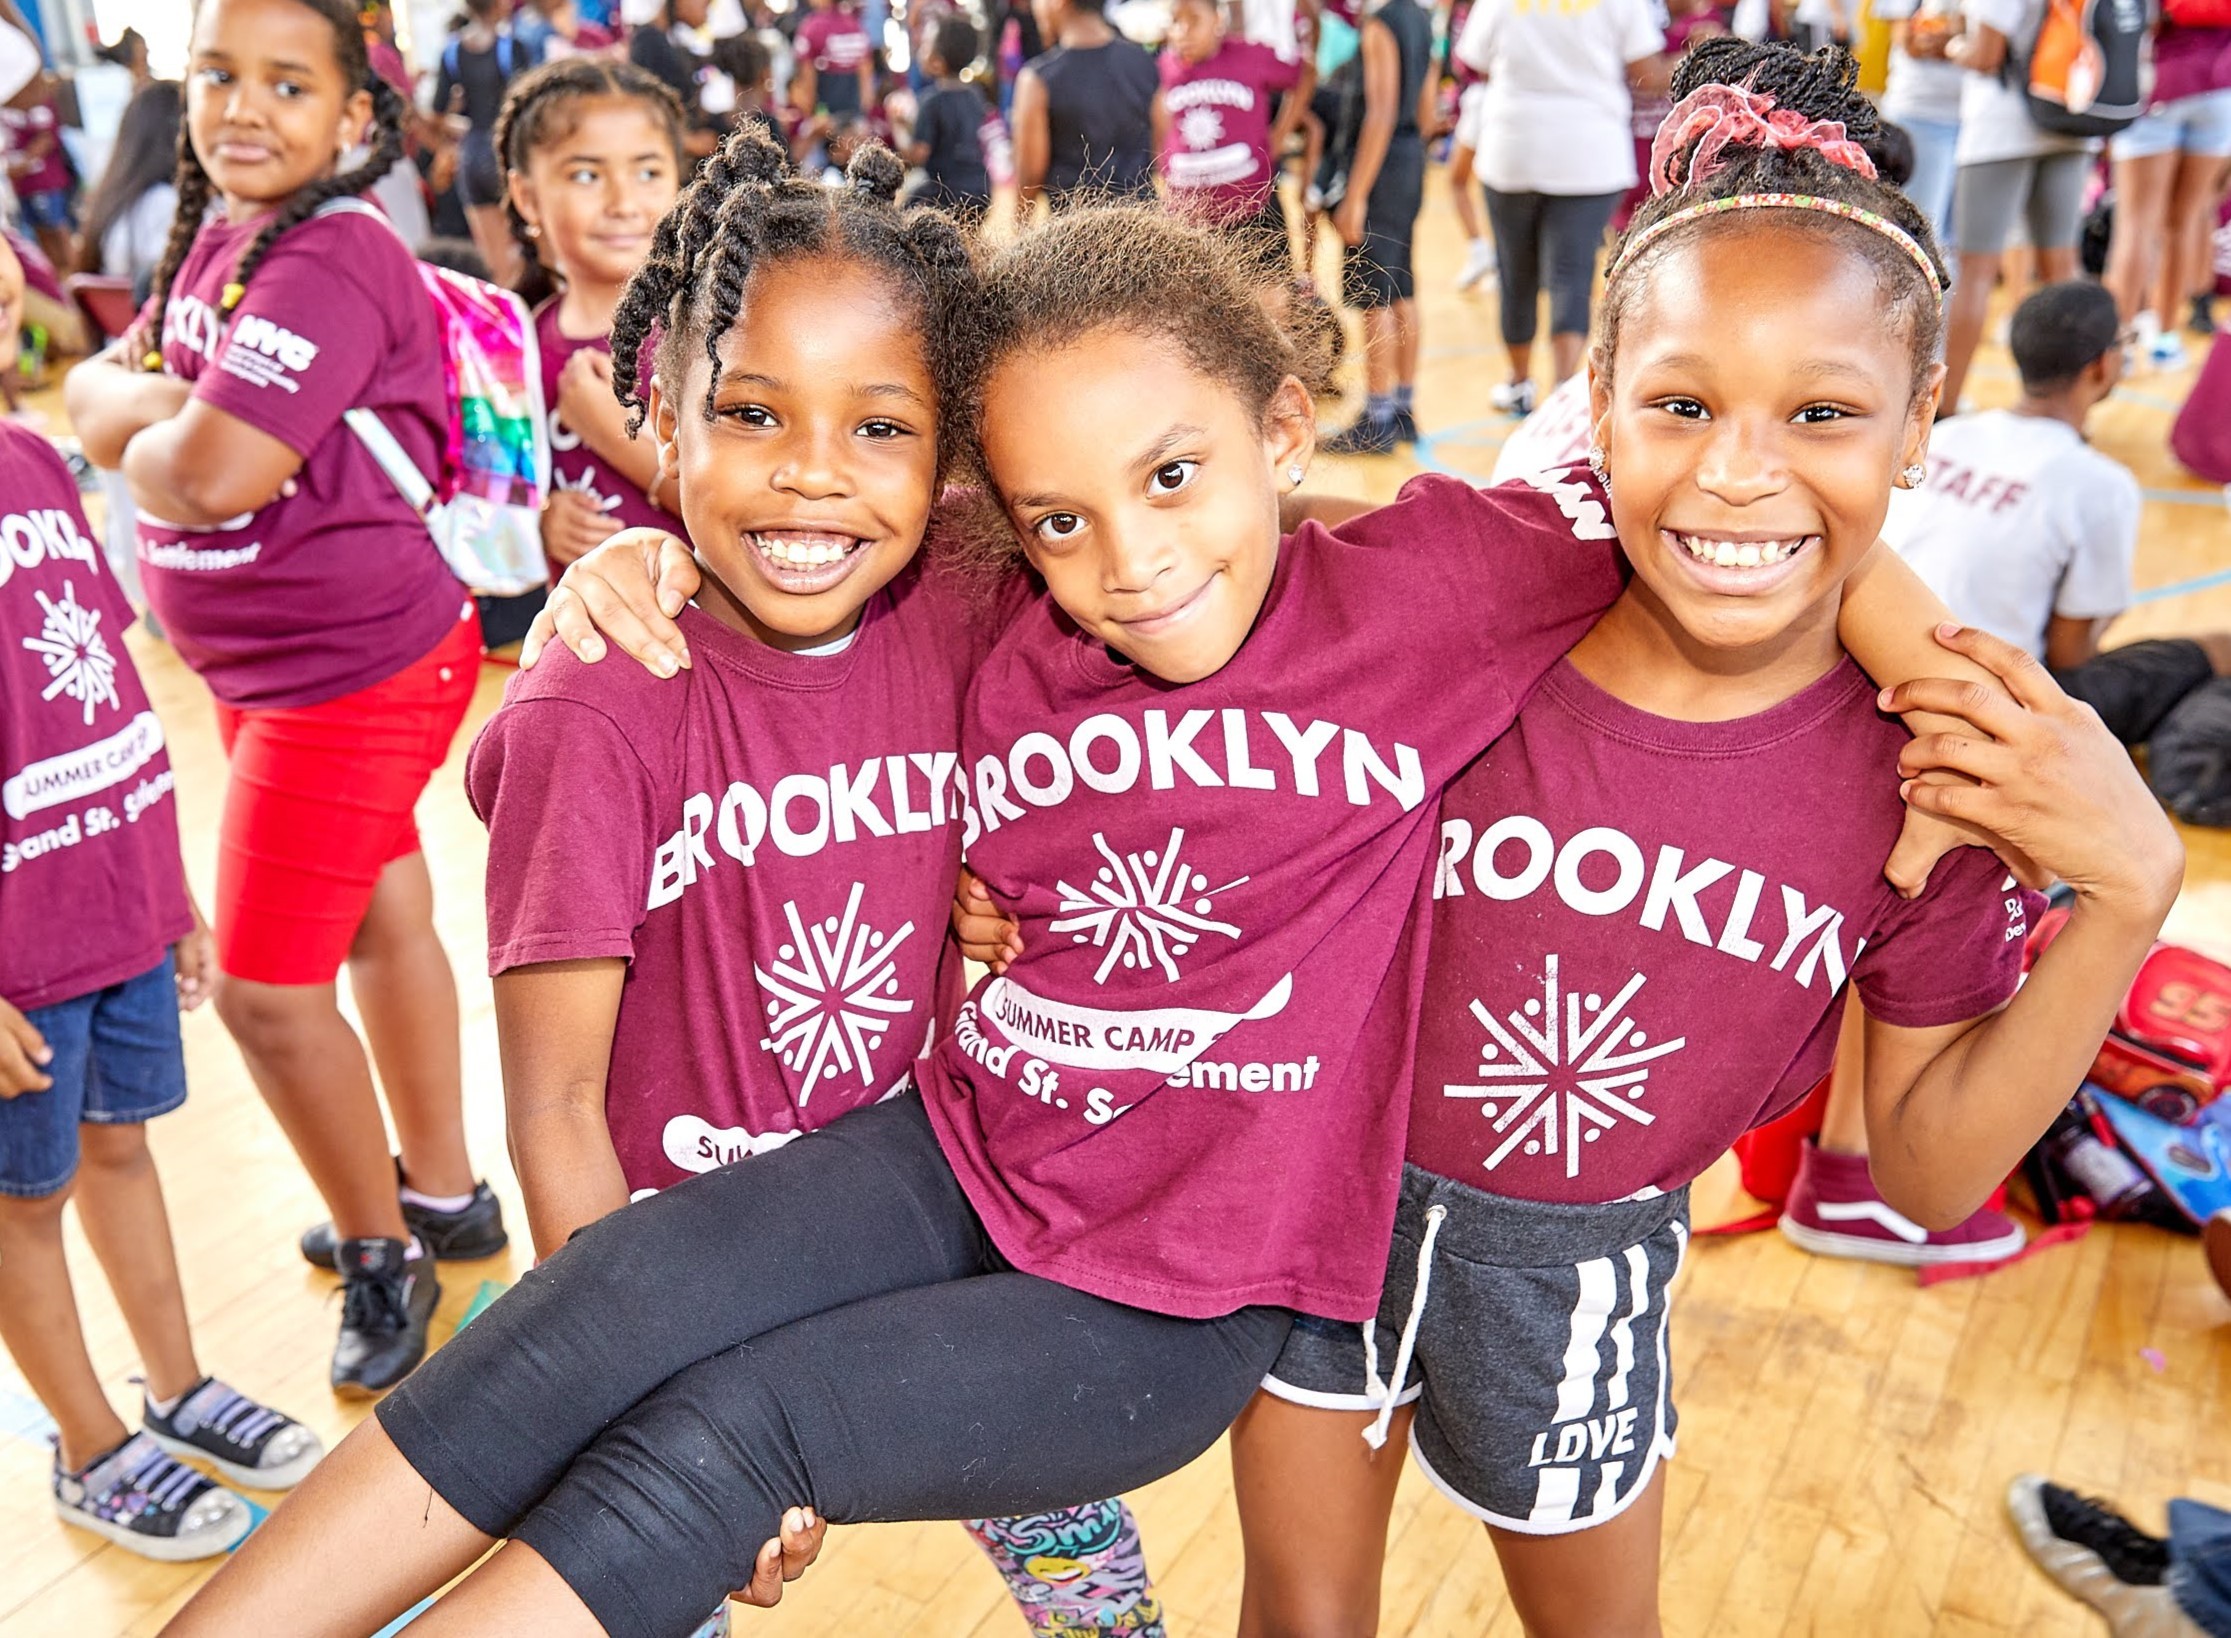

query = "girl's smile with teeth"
[
  {"left": 751, "top": 531, "right": 866, "bottom": 567},
  {"left": 1669, "top": 531, "right": 1810, "bottom": 568}
]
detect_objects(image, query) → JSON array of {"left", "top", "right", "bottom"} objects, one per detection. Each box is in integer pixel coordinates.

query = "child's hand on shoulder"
[
  {"left": 0, "top": 997, "right": 52, "bottom": 1097},
  {"left": 953, "top": 867, "right": 1023, "bottom": 974},
  {"left": 521, "top": 528, "right": 703, "bottom": 677},
  {"left": 732, "top": 1506, "right": 826, "bottom": 1608},
  {"left": 1882, "top": 624, "right": 2185, "bottom": 923}
]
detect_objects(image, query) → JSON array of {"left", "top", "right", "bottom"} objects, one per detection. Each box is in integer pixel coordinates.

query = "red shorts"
[{"left": 213, "top": 605, "right": 482, "bottom": 986}]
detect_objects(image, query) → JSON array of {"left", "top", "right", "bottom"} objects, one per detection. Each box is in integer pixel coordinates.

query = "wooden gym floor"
[{"left": 3, "top": 173, "right": 2230, "bottom": 1636}]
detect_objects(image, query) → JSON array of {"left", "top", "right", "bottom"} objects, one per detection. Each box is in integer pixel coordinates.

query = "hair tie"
[
  {"left": 1648, "top": 81, "right": 1876, "bottom": 197},
  {"left": 220, "top": 282, "right": 246, "bottom": 312}
]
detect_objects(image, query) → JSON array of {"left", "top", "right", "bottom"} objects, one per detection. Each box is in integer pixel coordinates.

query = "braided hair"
[
  {"left": 609, "top": 127, "right": 983, "bottom": 482},
  {"left": 494, "top": 57, "right": 688, "bottom": 310},
  {"left": 143, "top": 0, "right": 407, "bottom": 371},
  {"left": 1598, "top": 39, "right": 1950, "bottom": 399}
]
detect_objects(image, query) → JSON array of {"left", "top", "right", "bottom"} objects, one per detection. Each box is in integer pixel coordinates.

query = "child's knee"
[
  {"left": 0, "top": 1178, "right": 72, "bottom": 1231},
  {"left": 77, "top": 1120, "right": 152, "bottom": 1174}
]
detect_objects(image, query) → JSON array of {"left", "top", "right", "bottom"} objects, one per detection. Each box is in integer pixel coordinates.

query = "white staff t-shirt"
[{"left": 1455, "top": 0, "right": 1664, "bottom": 196}]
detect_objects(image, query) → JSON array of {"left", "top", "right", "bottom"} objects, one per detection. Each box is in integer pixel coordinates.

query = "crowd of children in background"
[{"left": 0, "top": 0, "right": 2226, "bottom": 1633}]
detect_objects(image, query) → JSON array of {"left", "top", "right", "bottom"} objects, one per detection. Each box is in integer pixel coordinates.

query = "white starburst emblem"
[
  {"left": 753, "top": 884, "right": 915, "bottom": 1102},
  {"left": 553, "top": 466, "right": 623, "bottom": 516},
  {"left": 1444, "top": 954, "right": 1687, "bottom": 1179},
  {"left": 1050, "top": 827, "right": 1248, "bottom": 984},
  {"left": 22, "top": 581, "right": 121, "bottom": 726},
  {"left": 1179, "top": 105, "right": 1226, "bottom": 149}
]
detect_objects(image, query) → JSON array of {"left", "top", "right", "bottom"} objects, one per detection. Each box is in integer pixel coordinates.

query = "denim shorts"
[
  {"left": 2112, "top": 89, "right": 2231, "bottom": 162},
  {"left": 0, "top": 955, "right": 185, "bottom": 1199},
  {"left": 17, "top": 189, "right": 72, "bottom": 231}
]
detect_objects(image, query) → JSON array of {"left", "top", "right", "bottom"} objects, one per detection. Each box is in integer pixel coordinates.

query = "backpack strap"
[{"left": 443, "top": 37, "right": 461, "bottom": 83}]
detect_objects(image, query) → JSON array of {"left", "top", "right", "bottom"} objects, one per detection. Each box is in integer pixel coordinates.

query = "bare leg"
[
  {"left": 405, "top": 1541, "right": 606, "bottom": 1637},
  {"left": 1940, "top": 250, "right": 2002, "bottom": 413},
  {"left": 2159, "top": 149, "right": 2227, "bottom": 328},
  {"left": 1232, "top": 1392, "right": 1410, "bottom": 1638},
  {"left": 348, "top": 852, "right": 474, "bottom": 1199},
  {"left": 163, "top": 1415, "right": 494, "bottom": 1637},
  {"left": 1504, "top": 338, "right": 1535, "bottom": 390},
  {"left": 1816, "top": 994, "right": 1868, "bottom": 1158},
  {"left": 0, "top": 1182, "right": 131, "bottom": 1471},
  {"left": 1487, "top": 1464, "right": 1670, "bottom": 1638},
  {"left": 1549, "top": 330, "right": 1587, "bottom": 384},
  {"left": 464, "top": 203, "right": 522, "bottom": 290},
  {"left": 2035, "top": 244, "right": 2079, "bottom": 286},
  {"left": 2105, "top": 150, "right": 2177, "bottom": 320},
  {"left": 215, "top": 978, "right": 408, "bottom": 1244},
  {"left": 1392, "top": 297, "right": 1419, "bottom": 393},
  {"left": 73, "top": 1122, "right": 201, "bottom": 1404},
  {"left": 1362, "top": 306, "right": 1397, "bottom": 398},
  {"left": 1450, "top": 144, "right": 1485, "bottom": 244}
]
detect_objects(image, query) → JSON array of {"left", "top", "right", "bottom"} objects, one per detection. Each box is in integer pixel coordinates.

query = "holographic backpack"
[{"left": 317, "top": 198, "right": 551, "bottom": 597}]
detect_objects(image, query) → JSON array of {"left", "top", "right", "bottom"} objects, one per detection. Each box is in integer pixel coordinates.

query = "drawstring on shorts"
[{"left": 1360, "top": 1201, "right": 1447, "bottom": 1450}]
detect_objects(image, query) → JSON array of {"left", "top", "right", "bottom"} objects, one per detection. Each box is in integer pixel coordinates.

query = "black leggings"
[
  {"left": 376, "top": 1095, "right": 1290, "bottom": 1638},
  {"left": 1482, "top": 185, "right": 1624, "bottom": 347}
]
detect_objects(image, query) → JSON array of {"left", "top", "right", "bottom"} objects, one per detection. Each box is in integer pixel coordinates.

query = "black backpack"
[{"left": 2004, "top": 0, "right": 2149, "bottom": 139}]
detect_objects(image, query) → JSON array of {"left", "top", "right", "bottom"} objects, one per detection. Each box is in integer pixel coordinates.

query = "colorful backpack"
[
  {"left": 2005, "top": 0, "right": 2148, "bottom": 137},
  {"left": 2164, "top": 0, "right": 2231, "bottom": 27},
  {"left": 317, "top": 198, "right": 551, "bottom": 597},
  {"left": 2027, "top": 906, "right": 2231, "bottom": 1126}
]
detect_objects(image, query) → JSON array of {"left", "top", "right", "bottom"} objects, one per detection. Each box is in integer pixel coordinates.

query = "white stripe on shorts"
[{"left": 1550, "top": 1256, "right": 1617, "bottom": 1425}]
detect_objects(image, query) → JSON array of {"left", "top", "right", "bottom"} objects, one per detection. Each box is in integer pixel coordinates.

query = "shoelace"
[
  {"left": 170, "top": 1380, "right": 286, "bottom": 1452},
  {"left": 70, "top": 1435, "right": 210, "bottom": 1523},
  {"left": 2043, "top": 1484, "right": 2172, "bottom": 1584},
  {"left": 340, "top": 1264, "right": 412, "bottom": 1334},
  {"left": 1360, "top": 1202, "right": 1448, "bottom": 1452}
]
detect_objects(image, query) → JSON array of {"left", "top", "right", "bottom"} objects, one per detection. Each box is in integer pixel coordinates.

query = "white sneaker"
[
  {"left": 1489, "top": 378, "right": 1536, "bottom": 417},
  {"left": 1455, "top": 239, "right": 1497, "bottom": 292},
  {"left": 2148, "top": 330, "right": 2189, "bottom": 371}
]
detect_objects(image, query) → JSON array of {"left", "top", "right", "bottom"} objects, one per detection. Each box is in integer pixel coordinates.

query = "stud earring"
[
  {"left": 1899, "top": 462, "right": 1926, "bottom": 488},
  {"left": 526, "top": 224, "right": 542, "bottom": 238},
  {"left": 1586, "top": 445, "right": 1608, "bottom": 485},
  {"left": 1287, "top": 463, "right": 1305, "bottom": 486}
]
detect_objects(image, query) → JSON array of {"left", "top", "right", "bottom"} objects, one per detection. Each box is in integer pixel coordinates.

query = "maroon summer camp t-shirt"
[
  {"left": 0, "top": 426, "right": 191, "bottom": 1010},
  {"left": 1159, "top": 39, "right": 1301, "bottom": 220},
  {"left": 799, "top": 8, "right": 873, "bottom": 76},
  {"left": 470, "top": 557, "right": 1004, "bottom": 1194},
  {"left": 536, "top": 301, "right": 684, "bottom": 559},
  {"left": 137, "top": 202, "right": 465, "bottom": 711},
  {"left": 1406, "top": 657, "right": 2039, "bottom": 1204},
  {"left": 918, "top": 471, "right": 1628, "bottom": 1322}
]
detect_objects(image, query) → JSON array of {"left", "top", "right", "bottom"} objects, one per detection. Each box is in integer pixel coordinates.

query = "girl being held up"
[
  {"left": 497, "top": 58, "right": 690, "bottom": 573},
  {"left": 64, "top": 0, "right": 504, "bottom": 1400}
]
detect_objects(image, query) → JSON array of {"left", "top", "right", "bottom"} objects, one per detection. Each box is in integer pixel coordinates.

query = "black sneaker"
[
  {"left": 300, "top": 1172, "right": 508, "bottom": 1270},
  {"left": 1321, "top": 414, "right": 1400, "bottom": 457},
  {"left": 331, "top": 1238, "right": 439, "bottom": 1398},
  {"left": 1392, "top": 407, "right": 1420, "bottom": 446},
  {"left": 144, "top": 1376, "right": 325, "bottom": 1490},
  {"left": 2037, "top": 1480, "right": 2171, "bottom": 1584},
  {"left": 2007, "top": 1474, "right": 2197, "bottom": 1637},
  {"left": 2189, "top": 294, "right": 2217, "bottom": 338},
  {"left": 52, "top": 1431, "right": 252, "bottom": 1561}
]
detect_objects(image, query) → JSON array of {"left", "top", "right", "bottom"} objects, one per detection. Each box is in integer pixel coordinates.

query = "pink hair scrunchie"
[{"left": 1647, "top": 81, "right": 1878, "bottom": 196}]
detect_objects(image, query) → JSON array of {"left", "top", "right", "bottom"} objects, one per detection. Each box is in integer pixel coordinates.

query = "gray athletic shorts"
[
  {"left": 1264, "top": 1164, "right": 1688, "bottom": 1536},
  {"left": 1951, "top": 149, "right": 2091, "bottom": 257}
]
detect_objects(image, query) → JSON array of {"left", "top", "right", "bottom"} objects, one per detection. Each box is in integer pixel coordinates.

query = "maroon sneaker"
[{"left": 1778, "top": 1139, "right": 2026, "bottom": 1266}]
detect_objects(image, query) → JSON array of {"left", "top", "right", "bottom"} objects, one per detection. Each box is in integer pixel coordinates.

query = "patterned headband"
[{"left": 1605, "top": 192, "right": 1946, "bottom": 301}]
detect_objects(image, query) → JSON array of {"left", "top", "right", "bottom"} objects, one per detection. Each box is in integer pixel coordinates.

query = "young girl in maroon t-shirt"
[
  {"left": 171, "top": 201, "right": 2055, "bottom": 1637},
  {"left": 495, "top": 58, "right": 690, "bottom": 574},
  {"left": 64, "top": 0, "right": 504, "bottom": 1398}
]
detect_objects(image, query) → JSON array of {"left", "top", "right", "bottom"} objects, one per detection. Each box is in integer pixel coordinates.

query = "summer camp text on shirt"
[
  {"left": 918, "top": 469, "right": 1629, "bottom": 1322},
  {"left": 469, "top": 555, "right": 1004, "bottom": 1193},
  {"left": 0, "top": 425, "right": 191, "bottom": 1010},
  {"left": 1406, "top": 657, "right": 2037, "bottom": 1205}
]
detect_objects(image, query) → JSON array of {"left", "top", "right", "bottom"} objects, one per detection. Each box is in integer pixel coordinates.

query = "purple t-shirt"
[
  {"left": 137, "top": 203, "right": 464, "bottom": 711},
  {"left": 1159, "top": 39, "right": 1302, "bottom": 219},
  {"left": 1, "top": 100, "right": 67, "bottom": 197},
  {"left": 470, "top": 557, "right": 1001, "bottom": 1194},
  {"left": 536, "top": 301, "right": 684, "bottom": 562},
  {"left": 1407, "top": 657, "right": 2038, "bottom": 1204},
  {"left": 799, "top": 8, "right": 873, "bottom": 73},
  {"left": 919, "top": 472, "right": 1628, "bottom": 1322},
  {"left": 2152, "top": 23, "right": 2231, "bottom": 108},
  {"left": 0, "top": 426, "right": 190, "bottom": 1010}
]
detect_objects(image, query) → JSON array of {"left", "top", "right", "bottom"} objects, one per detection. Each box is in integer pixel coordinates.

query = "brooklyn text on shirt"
[
  {"left": 648, "top": 749, "right": 967, "bottom": 908},
  {"left": 963, "top": 709, "right": 1426, "bottom": 850},
  {"left": 163, "top": 292, "right": 321, "bottom": 394}
]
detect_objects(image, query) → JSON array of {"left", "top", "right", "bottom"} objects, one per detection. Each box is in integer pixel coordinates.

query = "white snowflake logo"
[
  {"left": 1444, "top": 954, "right": 1687, "bottom": 1180},
  {"left": 753, "top": 884, "right": 915, "bottom": 1102},
  {"left": 1049, "top": 828, "right": 1248, "bottom": 984},
  {"left": 1179, "top": 105, "right": 1226, "bottom": 150},
  {"left": 553, "top": 466, "right": 623, "bottom": 517},
  {"left": 22, "top": 581, "right": 121, "bottom": 726}
]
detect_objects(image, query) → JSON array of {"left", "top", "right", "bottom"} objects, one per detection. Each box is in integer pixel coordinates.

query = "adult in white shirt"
[
  {"left": 1884, "top": 280, "right": 2227, "bottom": 749},
  {"left": 1937, "top": 0, "right": 2096, "bottom": 411},
  {"left": 1454, "top": 0, "right": 1664, "bottom": 416},
  {"left": 1872, "top": 0, "right": 1963, "bottom": 244}
]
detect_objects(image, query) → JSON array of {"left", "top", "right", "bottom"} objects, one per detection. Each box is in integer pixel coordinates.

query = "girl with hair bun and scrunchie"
[
  {"left": 66, "top": 0, "right": 505, "bottom": 1400},
  {"left": 1233, "top": 38, "right": 2184, "bottom": 1637}
]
